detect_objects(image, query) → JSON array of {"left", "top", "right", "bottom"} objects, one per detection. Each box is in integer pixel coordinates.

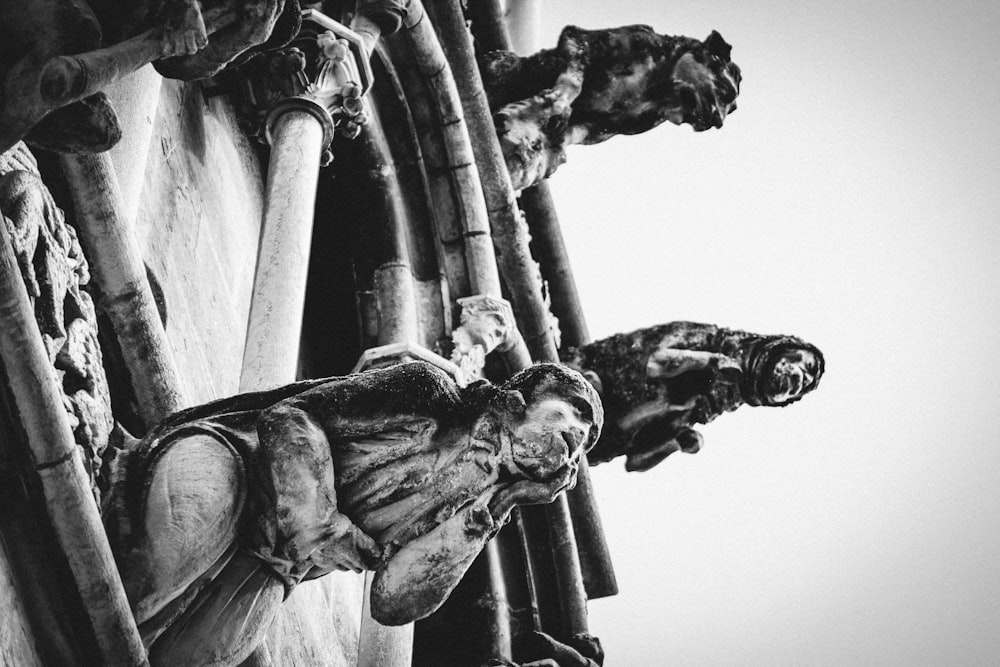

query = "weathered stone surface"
[
  {"left": 0, "top": 0, "right": 300, "bottom": 154},
  {"left": 107, "top": 361, "right": 603, "bottom": 665},
  {"left": 562, "top": 321, "right": 824, "bottom": 471},
  {"left": 481, "top": 25, "right": 741, "bottom": 189},
  {"left": 0, "top": 143, "right": 113, "bottom": 490},
  {"left": 136, "top": 78, "right": 265, "bottom": 406},
  {"left": 0, "top": 545, "right": 43, "bottom": 667}
]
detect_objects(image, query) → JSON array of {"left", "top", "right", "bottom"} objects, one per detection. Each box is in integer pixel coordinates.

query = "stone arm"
[
  {"left": 646, "top": 347, "right": 741, "bottom": 383},
  {"left": 251, "top": 363, "right": 463, "bottom": 585},
  {"left": 251, "top": 402, "right": 381, "bottom": 587},
  {"left": 369, "top": 473, "right": 572, "bottom": 626}
]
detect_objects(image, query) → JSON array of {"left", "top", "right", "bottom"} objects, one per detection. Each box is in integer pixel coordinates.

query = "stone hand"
[
  {"left": 162, "top": 0, "right": 208, "bottom": 58},
  {"left": 310, "top": 512, "right": 383, "bottom": 573},
  {"left": 488, "top": 466, "right": 575, "bottom": 521}
]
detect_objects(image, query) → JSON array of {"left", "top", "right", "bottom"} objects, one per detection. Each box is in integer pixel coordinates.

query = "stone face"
[
  {"left": 0, "top": 144, "right": 113, "bottom": 490},
  {"left": 562, "top": 321, "right": 824, "bottom": 472},
  {"left": 481, "top": 25, "right": 742, "bottom": 189},
  {"left": 108, "top": 361, "right": 603, "bottom": 665}
]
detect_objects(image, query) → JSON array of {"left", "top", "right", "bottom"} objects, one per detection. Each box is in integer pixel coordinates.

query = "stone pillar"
[
  {"left": 238, "top": 10, "right": 370, "bottom": 392},
  {"left": 239, "top": 111, "right": 324, "bottom": 391},
  {"left": 0, "top": 218, "right": 147, "bottom": 666},
  {"left": 60, "top": 152, "right": 186, "bottom": 428}
]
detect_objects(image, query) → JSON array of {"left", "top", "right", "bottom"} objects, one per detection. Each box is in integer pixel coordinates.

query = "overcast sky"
[{"left": 533, "top": 1, "right": 1000, "bottom": 665}]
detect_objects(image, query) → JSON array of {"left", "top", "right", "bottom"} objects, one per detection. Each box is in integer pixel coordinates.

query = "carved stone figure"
[
  {"left": 105, "top": 361, "right": 603, "bottom": 665},
  {"left": 0, "top": 143, "right": 113, "bottom": 491},
  {"left": 480, "top": 25, "right": 742, "bottom": 189},
  {"left": 0, "top": 0, "right": 300, "bottom": 154},
  {"left": 561, "top": 322, "right": 823, "bottom": 472}
]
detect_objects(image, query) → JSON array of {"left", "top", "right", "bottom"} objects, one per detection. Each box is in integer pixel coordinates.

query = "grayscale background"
[{"left": 540, "top": 1, "right": 1000, "bottom": 664}]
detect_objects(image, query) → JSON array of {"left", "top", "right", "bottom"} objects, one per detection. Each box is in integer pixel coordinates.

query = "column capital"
[{"left": 224, "top": 10, "right": 374, "bottom": 161}]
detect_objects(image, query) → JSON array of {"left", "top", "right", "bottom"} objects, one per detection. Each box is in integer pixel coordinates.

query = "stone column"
[
  {"left": 0, "top": 218, "right": 147, "bottom": 666},
  {"left": 239, "top": 111, "right": 324, "bottom": 391}
]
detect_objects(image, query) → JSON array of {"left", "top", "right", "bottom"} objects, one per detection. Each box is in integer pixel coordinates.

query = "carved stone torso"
[{"left": 332, "top": 416, "right": 500, "bottom": 548}]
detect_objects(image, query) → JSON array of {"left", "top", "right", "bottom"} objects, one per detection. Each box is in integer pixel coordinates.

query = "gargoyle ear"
[{"left": 704, "top": 31, "right": 732, "bottom": 60}]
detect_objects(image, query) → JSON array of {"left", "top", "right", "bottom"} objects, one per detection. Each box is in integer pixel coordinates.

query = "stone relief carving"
[
  {"left": 105, "top": 361, "right": 603, "bottom": 665},
  {"left": 480, "top": 25, "right": 742, "bottom": 190},
  {"left": 0, "top": 0, "right": 300, "bottom": 154},
  {"left": 561, "top": 321, "right": 824, "bottom": 472},
  {"left": 0, "top": 143, "right": 113, "bottom": 491}
]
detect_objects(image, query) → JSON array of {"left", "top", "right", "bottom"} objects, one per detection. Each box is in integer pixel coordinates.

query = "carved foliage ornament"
[
  {"left": 0, "top": 0, "right": 301, "bottom": 154},
  {"left": 222, "top": 10, "right": 372, "bottom": 158}
]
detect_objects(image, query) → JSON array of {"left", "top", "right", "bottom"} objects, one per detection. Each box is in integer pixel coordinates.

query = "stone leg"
[
  {"left": 120, "top": 430, "right": 287, "bottom": 664},
  {"left": 119, "top": 433, "right": 242, "bottom": 618}
]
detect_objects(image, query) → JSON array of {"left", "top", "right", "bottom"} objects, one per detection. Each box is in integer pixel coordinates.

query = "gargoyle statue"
[
  {"left": 480, "top": 25, "right": 742, "bottom": 190},
  {"left": 0, "top": 0, "right": 300, "bottom": 154},
  {"left": 104, "top": 361, "right": 603, "bottom": 666},
  {"left": 561, "top": 321, "right": 823, "bottom": 472}
]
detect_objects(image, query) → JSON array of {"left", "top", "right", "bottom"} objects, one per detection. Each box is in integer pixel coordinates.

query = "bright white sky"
[{"left": 533, "top": 1, "right": 1000, "bottom": 665}]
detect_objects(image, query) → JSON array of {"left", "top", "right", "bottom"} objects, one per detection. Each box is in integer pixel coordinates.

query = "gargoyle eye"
[{"left": 568, "top": 397, "right": 593, "bottom": 423}]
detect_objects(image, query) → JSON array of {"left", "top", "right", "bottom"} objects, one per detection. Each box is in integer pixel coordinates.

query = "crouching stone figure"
[
  {"left": 481, "top": 25, "right": 741, "bottom": 189},
  {"left": 562, "top": 322, "right": 823, "bottom": 472},
  {"left": 104, "top": 361, "right": 603, "bottom": 666}
]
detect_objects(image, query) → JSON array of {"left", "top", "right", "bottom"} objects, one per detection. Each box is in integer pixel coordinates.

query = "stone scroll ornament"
[
  {"left": 480, "top": 25, "right": 742, "bottom": 190},
  {"left": 103, "top": 361, "right": 603, "bottom": 666},
  {"left": 0, "top": 143, "right": 114, "bottom": 493},
  {"left": 561, "top": 321, "right": 824, "bottom": 472},
  {"left": 0, "top": 0, "right": 302, "bottom": 154}
]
